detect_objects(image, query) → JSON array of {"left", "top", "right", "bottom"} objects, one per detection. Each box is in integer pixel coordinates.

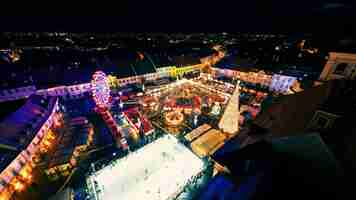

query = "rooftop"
[
  {"left": 0, "top": 95, "right": 57, "bottom": 171},
  {"left": 254, "top": 81, "right": 333, "bottom": 137}
]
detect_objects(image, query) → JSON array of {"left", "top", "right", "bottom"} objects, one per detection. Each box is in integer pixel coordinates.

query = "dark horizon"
[{"left": 1, "top": 0, "right": 356, "bottom": 36}]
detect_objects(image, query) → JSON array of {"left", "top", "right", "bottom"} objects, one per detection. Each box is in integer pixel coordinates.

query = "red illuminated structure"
[
  {"left": 123, "top": 107, "right": 154, "bottom": 136},
  {"left": 91, "top": 71, "right": 129, "bottom": 150},
  {"left": 91, "top": 71, "right": 111, "bottom": 108}
]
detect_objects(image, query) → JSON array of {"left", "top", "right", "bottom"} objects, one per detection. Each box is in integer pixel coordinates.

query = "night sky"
[{"left": 1, "top": 1, "right": 356, "bottom": 35}]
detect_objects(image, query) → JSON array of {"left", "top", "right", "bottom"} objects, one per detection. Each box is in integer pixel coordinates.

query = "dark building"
[{"left": 211, "top": 133, "right": 344, "bottom": 200}]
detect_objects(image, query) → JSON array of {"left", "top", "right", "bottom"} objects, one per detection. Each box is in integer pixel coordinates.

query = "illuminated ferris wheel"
[{"left": 91, "top": 71, "right": 111, "bottom": 108}]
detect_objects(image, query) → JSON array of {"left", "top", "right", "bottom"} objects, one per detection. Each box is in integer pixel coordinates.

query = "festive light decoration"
[
  {"left": 91, "top": 71, "right": 129, "bottom": 150},
  {"left": 91, "top": 71, "right": 111, "bottom": 108},
  {"left": 164, "top": 111, "right": 185, "bottom": 127}
]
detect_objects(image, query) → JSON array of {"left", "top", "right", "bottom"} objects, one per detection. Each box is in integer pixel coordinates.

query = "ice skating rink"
[{"left": 88, "top": 135, "right": 204, "bottom": 200}]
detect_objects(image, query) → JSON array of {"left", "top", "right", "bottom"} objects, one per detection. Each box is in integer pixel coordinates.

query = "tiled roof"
[{"left": 254, "top": 81, "right": 333, "bottom": 137}]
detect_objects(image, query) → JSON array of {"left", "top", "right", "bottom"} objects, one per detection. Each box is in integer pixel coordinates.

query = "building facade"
[
  {"left": 0, "top": 86, "right": 37, "bottom": 103},
  {"left": 0, "top": 97, "right": 61, "bottom": 199},
  {"left": 319, "top": 52, "right": 356, "bottom": 81}
]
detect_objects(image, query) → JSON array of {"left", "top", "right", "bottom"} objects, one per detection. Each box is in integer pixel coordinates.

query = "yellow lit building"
[
  {"left": 169, "top": 66, "right": 177, "bottom": 78},
  {"left": 44, "top": 119, "right": 94, "bottom": 181},
  {"left": 175, "top": 65, "right": 202, "bottom": 78},
  {"left": 184, "top": 124, "right": 212, "bottom": 142},
  {"left": 157, "top": 66, "right": 176, "bottom": 78},
  {"left": 107, "top": 75, "right": 119, "bottom": 89},
  {"left": 191, "top": 129, "right": 227, "bottom": 158}
]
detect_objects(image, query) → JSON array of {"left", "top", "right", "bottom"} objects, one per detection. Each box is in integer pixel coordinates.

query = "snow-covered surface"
[{"left": 88, "top": 135, "right": 204, "bottom": 200}]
